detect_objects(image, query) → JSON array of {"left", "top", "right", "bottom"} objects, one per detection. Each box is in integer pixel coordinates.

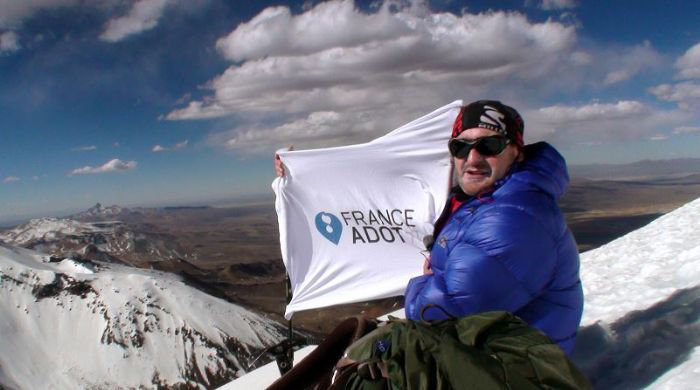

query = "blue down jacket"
[{"left": 404, "top": 142, "right": 583, "bottom": 354}]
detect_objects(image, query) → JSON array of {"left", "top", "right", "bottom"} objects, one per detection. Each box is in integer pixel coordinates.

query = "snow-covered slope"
[
  {"left": 0, "top": 244, "right": 286, "bottom": 389},
  {"left": 579, "top": 197, "right": 700, "bottom": 326},
  {"left": 574, "top": 197, "right": 700, "bottom": 389},
  {"left": 223, "top": 197, "right": 700, "bottom": 389}
]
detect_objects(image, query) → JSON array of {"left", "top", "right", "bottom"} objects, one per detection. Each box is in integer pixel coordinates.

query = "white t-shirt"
[{"left": 272, "top": 101, "right": 461, "bottom": 319}]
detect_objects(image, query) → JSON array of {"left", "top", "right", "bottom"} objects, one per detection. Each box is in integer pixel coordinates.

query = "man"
[
  {"left": 275, "top": 100, "right": 583, "bottom": 354},
  {"left": 404, "top": 100, "right": 583, "bottom": 354}
]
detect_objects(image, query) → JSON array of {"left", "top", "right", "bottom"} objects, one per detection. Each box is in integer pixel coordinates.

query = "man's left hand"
[{"left": 423, "top": 257, "right": 433, "bottom": 275}]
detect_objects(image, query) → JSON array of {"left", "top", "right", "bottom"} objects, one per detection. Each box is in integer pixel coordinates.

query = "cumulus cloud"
[
  {"left": 601, "top": 41, "right": 664, "bottom": 85},
  {"left": 649, "top": 82, "right": 700, "bottom": 109},
  {"left": 0, "top": 31, "right": 19, "bottom": 53},
  {"left": 167, "top": 1, "right": 576, "bottom": 123},
  {"left": 647, "top": 42, "right": 700, "bottom": 110},
  {"left": 152, "top": 139, "right": 188, "bottom": 152},
  {"left": 534, "top": 101, "right": 648, "bottom": 123},
  {"left": 69, "top": 158, "right": 137, "bottom": 175},
  {"left": 70, "top": 145, "right": 97, "bottom": 152},
  {"left": 165, "top": 0, "right": 679, "bottom": 154},
  {"left": 3, "top": 176, "right": 20, "bottom": 183},
  {"left": 539, "top": 0, "right": 578, "bottom": 11},
  {"left": 526, "top": 100, "right": 692, "bottom": 143},
  {"left": 166, "top": 0, "right": 590, "bottom": 152},
  {"left": 675, "top": 42, "right": 700, "bottom": 80},
  {"left": 210, "top": 110, "right": 400, "bottom": 152},
  {"left": 214, "top": 0, "right": 414, "bottom": 62},
  {"left": 100, "top": 0, "right": 171, "bottom": 42}
]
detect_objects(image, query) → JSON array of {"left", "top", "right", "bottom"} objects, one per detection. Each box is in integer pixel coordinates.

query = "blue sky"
[{"left": 1, "top": 0, "right": 700, "bottom": 224}]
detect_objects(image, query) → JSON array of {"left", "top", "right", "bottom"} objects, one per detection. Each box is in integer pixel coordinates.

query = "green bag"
[{"left": 333, "top": 311, "right": 591, "bottom": 390}]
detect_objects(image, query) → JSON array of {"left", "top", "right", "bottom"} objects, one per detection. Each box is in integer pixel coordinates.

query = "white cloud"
[
  {"left": 168, "top": 1, "right": 576, "bottom": 123},
  {"left": 532, "top": 100, "right": 648, "bottom": 123},
  {"left": 165, "top": 1, "right": 678, "bottom": 154},
  {"left": 0, "top": 31, "right": 19, "bottom": 53},
  {"left": 70, "top": 145, "right": 97, "bottom": 152},
  {"left": 3, "top": 176, "right": 20, "bottom": 183},
  {"left": 100, "top": 0, "right": 171, "bottom": 42},
  {"left": 113, "top": 142, "right": 121, "bottom": 147},
  {"left": 673, "top": 126, "right": 700, "bottom": 134},
  {"left": 32, "top": 176, "right": 39, "bottom": 181},
  {"left": 214, "top": 0, "right": 414, "bottom": 62},
  {"left": 69, "top": 159, "right": 137, "bottom": 175},
  {"left": 648, "top": 42, "right": 700, "bottom": 110},
  {"left": 649, "top": 82, "right": 700, "bottom": 108},
  {"left": 527, "top": 100, "right": 692, "bottom": 142},
  {"left": 602, "top": 41, "right": 664, "bottom": 85},
  {"left": 152, "top": 139, "right": 188, "bottom": 152},
  {"left": 211, "top": 110, "right": 394, "bottom": 152},
  {"left": 166, "top": 0, "right": 579, "bottom": 152},
  {"left": 539, "top": 0, "right": 578, "bottom": 11},
  {"left": 675, "top": 42, "right": 700, "bottom": 80}
]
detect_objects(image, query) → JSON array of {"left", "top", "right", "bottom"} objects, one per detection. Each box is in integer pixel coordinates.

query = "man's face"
[{"left": 453, "top": 127, "right": 520, "bottom": 196}]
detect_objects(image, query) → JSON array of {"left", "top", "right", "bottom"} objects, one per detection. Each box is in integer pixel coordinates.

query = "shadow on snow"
[{"left": 571, "top": 285, "right": 700, "bottom": 389}]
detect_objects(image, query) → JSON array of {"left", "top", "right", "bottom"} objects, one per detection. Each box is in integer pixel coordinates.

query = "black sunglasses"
[{"left": 448, "top": 136, "right": 510, "bottom": 158}]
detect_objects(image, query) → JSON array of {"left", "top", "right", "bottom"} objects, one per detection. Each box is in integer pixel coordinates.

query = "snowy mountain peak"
[
  {"left": 72, "top": 202, "right": 130, "bottom": 220},
  {"left": 0, "top": 244, "right": 286, "bottom": 389}
]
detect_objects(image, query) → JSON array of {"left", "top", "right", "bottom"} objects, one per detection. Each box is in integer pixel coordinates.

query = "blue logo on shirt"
[{"left": 315, "top": 212, "right": 343, "bottom": 245}]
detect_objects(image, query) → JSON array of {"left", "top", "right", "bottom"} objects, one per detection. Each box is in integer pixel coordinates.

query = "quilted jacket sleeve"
[{"left": 405, "top": 205, "right": 558, "bottom": 321}]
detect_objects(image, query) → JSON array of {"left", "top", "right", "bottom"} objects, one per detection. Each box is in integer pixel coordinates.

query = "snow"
[
  {"left": 221, "top": 346, "right": 317, "bottom": 390},
  {"left": 222, "top": 197, "right": 700, "bottom": 389},
  {"left": 53, "top": 258, "right": 96, "bottom": 274},
  {"left": 0, "top": 218, "right": 106, "bottom": 245},
  {"left": 572, "top": 197, "right": 700, "bottom": 389},
  {"left": 0, "top": 244, "right": 287, "bottom": 389},
  {"left": 580, "top": 196, "right": 700, "bottom": 326}
]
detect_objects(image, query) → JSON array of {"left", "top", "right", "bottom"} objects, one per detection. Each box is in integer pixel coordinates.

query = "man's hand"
[
  {"left": 274, "top": 145, "right": 294, "bottom": 177},
  {"left": 274, "top": 153, "right": 285, "bottom": 177},
  {"left": 423, "top": 256, "right": 433, "bottom": 275}
]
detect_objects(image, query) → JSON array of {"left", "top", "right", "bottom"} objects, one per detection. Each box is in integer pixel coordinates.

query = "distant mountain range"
[
  {"left": 570, "top": 158, "right": 700, "bottom": 179},
  {"left": 0, "top": 216, "right": 194, "bottom": 268}
]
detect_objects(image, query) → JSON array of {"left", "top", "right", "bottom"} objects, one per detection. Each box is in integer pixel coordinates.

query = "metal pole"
[{"left": 274, "top": 273, "right": 294, "bottom": 375}]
